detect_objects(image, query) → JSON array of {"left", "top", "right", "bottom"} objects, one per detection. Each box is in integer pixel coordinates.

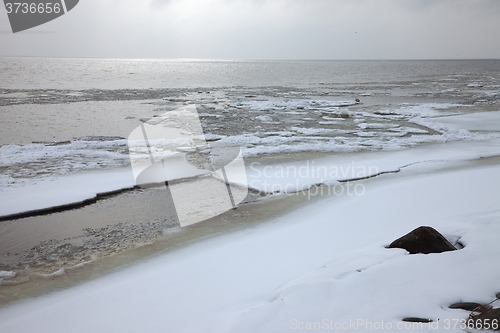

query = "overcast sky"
[{"left": 1, "top": 0, "right": 499, "bottom": 59}]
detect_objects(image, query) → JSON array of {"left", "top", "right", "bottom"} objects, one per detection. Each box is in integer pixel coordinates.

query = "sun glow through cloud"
[{"left": 0, "top": 0, "right": 499, "bottom": 59}]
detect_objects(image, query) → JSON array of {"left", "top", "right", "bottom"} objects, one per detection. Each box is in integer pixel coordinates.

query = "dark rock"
[
  {"left": 468, "top": 308, "right": 500, "bottom": 330},
  {"left": 402, "top": 317, "right": 433, "bottom": 323},
  {"left": 449, "top": 302, "right": 491, "bottom": 312},
  {"left": 388, "top": 226, "right": 457, "bottom": 254}
]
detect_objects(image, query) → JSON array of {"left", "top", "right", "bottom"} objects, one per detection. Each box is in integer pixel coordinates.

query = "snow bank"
[
  {"left": 0, "top": 168, "right": 135, "bottom": 218},
  {"left": 0, "top": 143, "right": 500, "bottom": 332},
  {"left": 244, "top": 137, "right": 500, "bottom": 193}
]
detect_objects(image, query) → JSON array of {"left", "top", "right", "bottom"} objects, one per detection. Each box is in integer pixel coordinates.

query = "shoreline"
[
  {"left": 1, "top": 148, "right": 500, "bottom": 331},
  {"left": 1, "top": 145, "right": 500, "bottom": 307},
  {"left": 0, "top": 174, "right": 319, "bottom": 306}
]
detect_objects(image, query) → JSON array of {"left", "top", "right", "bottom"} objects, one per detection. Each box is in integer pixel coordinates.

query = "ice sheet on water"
[
  {"left": 255, "top": 115, "right": 273, "bottom": 122},
  {"left": 218, "top": 103, "right": 498, "bottom": 157},
  {"left": 0, "top": 168, "right": 135, "bottom": 217},
  {"left": 0, "top": 139, "right": 130, "bottom": 190},
  {"left": 290, "top": 127, "right": 351, "bottom": 135},
  {"left": 358, "top": 123, "right": 400, "bottom": 129},
  {"left": 2, "top": 102, "right": 499, "bottom": 217},
  {"left": 0, "top": 271, "right": 16, "bottom": 278},
  {"left": 390, "top": 103, "right": 462, "bottom": 118},
  {"left": 230, "top": 99, "right": 356, "bottom": 111}
]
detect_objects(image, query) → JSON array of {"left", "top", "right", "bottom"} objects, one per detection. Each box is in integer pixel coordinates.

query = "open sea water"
[{"left": 1, "top": 58, "right": 499, "bottom": 90}]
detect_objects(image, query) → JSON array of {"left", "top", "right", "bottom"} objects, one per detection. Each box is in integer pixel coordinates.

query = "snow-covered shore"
[
  {"left": 0, "top": 146, "right": 499, "bottom": 332},
  {"left": 0, "top": 111, "right": 500, "bottom": 332}
]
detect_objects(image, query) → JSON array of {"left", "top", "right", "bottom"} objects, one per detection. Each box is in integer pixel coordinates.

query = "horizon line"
[{"left": 0, "top": 56, "right": 499, "bottom": 62}]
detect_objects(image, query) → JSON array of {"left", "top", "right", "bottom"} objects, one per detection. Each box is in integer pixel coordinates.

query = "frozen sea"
[
  {"left": 1, "top": 58, "right": 500, "bottom": 297},
  {"left": 1, "top": 59, "right": 499, "bottom": 187}
]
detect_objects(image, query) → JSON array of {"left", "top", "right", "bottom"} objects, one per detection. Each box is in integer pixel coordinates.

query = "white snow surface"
[
  {"left": 432, "top": 110, "right": 500, "bottom": 132},
  {"left": 0, "top": 144, "right": 500, "bottom": 332},
  {"left": 242, "top": 136, "right": 500, "bottom": 194},
  {"left": 0, "top": 168, "right": 135, "bottom": 217}
]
